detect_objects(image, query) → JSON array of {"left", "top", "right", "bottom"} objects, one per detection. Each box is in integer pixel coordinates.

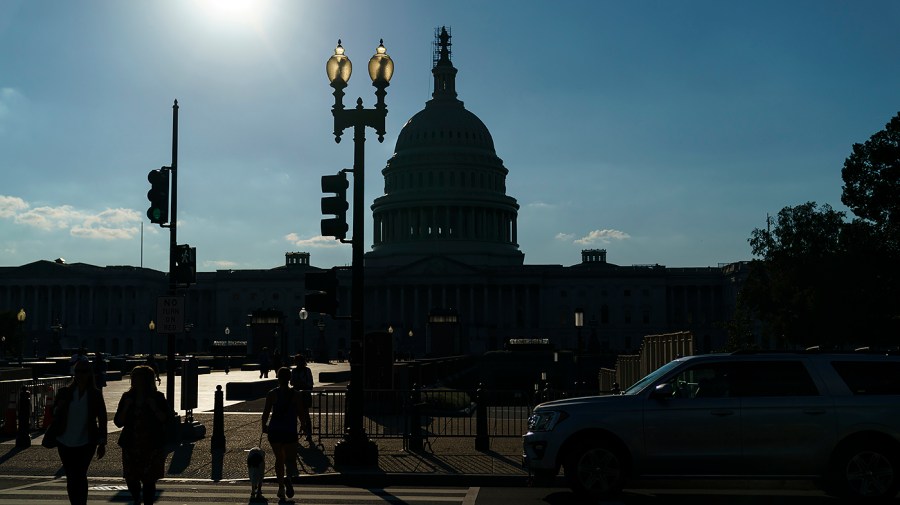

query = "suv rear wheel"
[
  {"left": 829, "top": 442, "right": 899, "bottom": 501},
  {"left": 563, "top": 439, "right": 625, "bottom": 498}
]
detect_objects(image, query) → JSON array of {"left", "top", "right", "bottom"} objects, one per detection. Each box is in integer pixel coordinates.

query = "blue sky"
[{"left": 2, "top": 0, "right": 899, "bottom": 272}]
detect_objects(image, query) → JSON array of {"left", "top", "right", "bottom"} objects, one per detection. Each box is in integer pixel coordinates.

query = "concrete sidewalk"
[{"left": 0, "top": 367, "right": 531, "bottom": 487}]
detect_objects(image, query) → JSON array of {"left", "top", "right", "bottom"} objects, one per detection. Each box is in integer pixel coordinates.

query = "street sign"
[{"left": 156, "top": 296, "right": 184, "bottom": 334}]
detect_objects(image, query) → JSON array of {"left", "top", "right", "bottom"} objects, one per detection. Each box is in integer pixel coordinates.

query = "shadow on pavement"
[
  {"left": 168, "top": 441, "right": 195, "bottom": 474},
  {"left": 211, "top": 448, "right": 224, "bottom": 481},
  {"left": 297, "top": 445, "right": 331, "bottom": 475}
]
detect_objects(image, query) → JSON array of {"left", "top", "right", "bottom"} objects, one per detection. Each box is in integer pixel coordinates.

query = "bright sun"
[{"left": 195, "top": 0, "right": 266, "bottom": 29}]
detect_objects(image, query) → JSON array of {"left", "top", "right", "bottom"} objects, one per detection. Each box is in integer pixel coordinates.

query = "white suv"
[{"left": 523, "top": 352, "right": 900, "bottom": 501}]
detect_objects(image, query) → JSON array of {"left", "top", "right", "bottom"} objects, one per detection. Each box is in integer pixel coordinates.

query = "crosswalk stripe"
[{"left": 0, "top": 479, "right": 476, "bottom": 504}]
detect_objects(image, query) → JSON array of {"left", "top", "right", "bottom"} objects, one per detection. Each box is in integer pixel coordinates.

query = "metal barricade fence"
[
  {"left": 307, "top": 388, "right": 539, "bottom": 447},
  {"left": 0, "top": 375, "right": 72, "bottom": 432}
]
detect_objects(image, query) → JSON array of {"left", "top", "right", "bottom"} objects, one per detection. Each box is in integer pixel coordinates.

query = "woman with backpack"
[{"left": 114, "top": 365, "right": 169, "bottom": 505}]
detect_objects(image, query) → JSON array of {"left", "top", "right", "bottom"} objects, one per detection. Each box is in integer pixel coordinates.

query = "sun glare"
[{"left": 195, "top": 0, "right": 266, "bottom": 29}]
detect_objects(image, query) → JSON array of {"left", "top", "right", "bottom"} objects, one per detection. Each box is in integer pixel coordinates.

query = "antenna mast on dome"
[{"left": 432, "top": 26, "right": 451, "bottom": 68}]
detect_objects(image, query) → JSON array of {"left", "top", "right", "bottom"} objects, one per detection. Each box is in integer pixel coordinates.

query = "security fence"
[
  {"left": 305, "top": 386, "right": 564, "bottom": 452},
  {"left": 0, "top": 375, "right": 71, "bottom": 434}
]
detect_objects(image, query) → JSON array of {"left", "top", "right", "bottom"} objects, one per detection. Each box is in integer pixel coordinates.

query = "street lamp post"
[
  {"left": 325, "top": 38, "right": 393, "bottom": 466},
  {"left": 387, "top": 326, "right": 394, "bottom": 360},
  {"left": 574, "top": 308, "right": 585, "bottom": 391},
  {"left": 316, "top": 318, "right": 326, "bottom": 363},
  {"left": 17, "top": 309, "right": 26, "bottom": 366},
  {"left": 148, "top": 320, "right": 155, "bottom": 356},
  {"left": 299, "top": 307, "right": 308, "bottom": 357},
  {"left": 224, "top": 327, "right": 230, "bottom": 374}
]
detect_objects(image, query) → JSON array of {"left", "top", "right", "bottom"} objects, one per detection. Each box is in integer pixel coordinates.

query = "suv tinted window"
[
  {"left": 667, "top": 363, "right": 733, "bottom": 399},
  {"left": 831, "top": 361, "right": 900, "bottom": 395},
  {"left": 734, "top": 361, "right": 819, "bottom": 397}
]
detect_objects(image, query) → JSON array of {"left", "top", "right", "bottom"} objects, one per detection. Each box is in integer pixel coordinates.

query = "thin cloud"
[
  {"left": 1, "top": 195, "right": 141, "bottom": 240},
  {"left": 0, "top": 195, "right": 28, "bottom": 218},
  {"left": 573, "top": 229, "right": 631, "bottom": 245},
  {"left": 555, "top": 232, "right": 575, "bottom": 241},
  {"left": 284, "top": 233, "right": 343, "bottom": 248}
]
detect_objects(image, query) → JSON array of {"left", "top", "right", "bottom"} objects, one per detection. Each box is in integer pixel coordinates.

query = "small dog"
[{"left": 246, "top": 447, "right": 265, "bottom": 499}]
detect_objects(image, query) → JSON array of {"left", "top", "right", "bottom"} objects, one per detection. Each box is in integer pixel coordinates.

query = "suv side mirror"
[{"left": 650, "top": 383, "right": 673, "bottom": 400}]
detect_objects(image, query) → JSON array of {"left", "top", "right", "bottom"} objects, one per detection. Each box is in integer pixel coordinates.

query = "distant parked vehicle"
[{"left": 523, "top": 351, "right": 900, "bottom": 501}]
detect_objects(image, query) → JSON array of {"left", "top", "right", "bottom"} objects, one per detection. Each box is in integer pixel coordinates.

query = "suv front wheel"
[
  {"left": 829, "top": 441, "right": 899, "bottom": 501},
  {"left": 563, "top": 439, "right": 625, "bottom": 498}
]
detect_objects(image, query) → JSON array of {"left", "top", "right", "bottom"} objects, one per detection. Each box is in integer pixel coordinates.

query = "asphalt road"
[{"left": 0, "top": 477, "right": 880, "bottom": 504}]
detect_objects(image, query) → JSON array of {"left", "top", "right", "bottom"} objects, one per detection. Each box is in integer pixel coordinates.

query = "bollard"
[
  {"left": 2, "top": 392, "right": 16, "bottom": 436},
  {"left": 474, "top": 383, "right": 489, "bottom": 451},
  {"left": 407, "top": 384, "right": 423, "bottom": 452},
  {"left": 211, "top": 385, "right": 225, "bottom": 450},
  {"left": 42, "top": 385, "right": 55, "bottom": 429},
  {"left": 16, "top": 386, "right": 31, "bottom": 448}
]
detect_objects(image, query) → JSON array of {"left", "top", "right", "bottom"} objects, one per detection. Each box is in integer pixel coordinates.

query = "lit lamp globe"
[
  {"left": 326, "top": 40, "right": 352, "bottom": 85},
  {"left": 368, "top": 40, "right": 393, "bottom": 84}
]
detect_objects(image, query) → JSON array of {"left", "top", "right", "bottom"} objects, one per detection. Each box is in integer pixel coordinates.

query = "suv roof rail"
[
  {"left": 731, "top": 347, "right": 900, "bottom": 356},
  {"left": 730, "top": 349, "right": 823, "bottom": 355}
]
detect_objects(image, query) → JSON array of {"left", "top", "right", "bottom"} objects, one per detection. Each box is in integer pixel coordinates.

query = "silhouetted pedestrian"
[
  {"left": 92, "top": 352, "right": 107, "bottom": 391},
  {"left": 52, "top": 360, "right": 108, "bottom": 505},
  {"left": 145, "top": 354, "right": 161, "bottom": 385},
  {"left": 69, "top": 346, "right": 88, "bottom": 374},
  {"left": 258, "top": 347, "right": 271, "bottom": 379},
  {"left": 114, "top": 365, "right": 168, "bottom": 505},
  {"left": 290, "top": 354, "right": 314, "bottom": 445},
  {"left": 273, "top": 349, "right": 282, "bottom": 371},
  {"left": 261, "top": 367, "right": 303, "bottom": 500}
]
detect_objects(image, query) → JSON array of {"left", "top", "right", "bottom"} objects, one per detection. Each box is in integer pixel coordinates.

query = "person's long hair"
[{"left": 128, "top": 365, "right": 158, "bottom": 394}]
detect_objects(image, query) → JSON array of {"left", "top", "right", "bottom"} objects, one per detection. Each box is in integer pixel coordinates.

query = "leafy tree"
[
  {"left": 739, "top": 113, "right": 900, "bottom": 350},
  {"left": 841, "top": 112, "right": 900, "bottom": 253},
  {"left": 743, "top": 203, "right": 849, "bottom": 348}
]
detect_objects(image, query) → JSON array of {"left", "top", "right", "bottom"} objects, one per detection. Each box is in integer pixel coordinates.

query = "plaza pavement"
[{"left": 0, "top": 363, "right": 531, "bottom": 488}]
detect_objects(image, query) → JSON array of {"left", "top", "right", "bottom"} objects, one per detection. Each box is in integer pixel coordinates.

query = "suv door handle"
[{"left": 710, "top": 410, "right": 735, "bottom": 417}]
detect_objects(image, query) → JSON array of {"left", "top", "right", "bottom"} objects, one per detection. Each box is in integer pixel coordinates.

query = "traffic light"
[
  {"left": 147, "top": 167, "right": 170, "bottom": 225},
  {"left": 321, "top": 172, "right": 349, "bottom": 240},
  {"left": 304, "top": 268, "right": 339, "bottom": 317},
  {"left": 174, "top": 244, "right": 196, "bottom": 286}
]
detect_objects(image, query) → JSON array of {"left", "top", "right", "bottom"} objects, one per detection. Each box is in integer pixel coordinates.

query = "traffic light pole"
[
  {"left": 325, "top": 39, "right": 392, "bottom": 467},
  {"left": 167, "top": 100, "right": 178, "bottom": 414},
  {"left": 330, "top": 102, "right": 386, "bottom": 468}
]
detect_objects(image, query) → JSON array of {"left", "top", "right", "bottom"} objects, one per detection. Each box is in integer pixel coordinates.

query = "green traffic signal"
[{"left": 146, "top": 167, "right": 170, "bottom": 225}]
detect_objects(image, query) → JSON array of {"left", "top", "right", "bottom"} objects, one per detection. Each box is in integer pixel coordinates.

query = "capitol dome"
[{"left": 367, "top": 27, "right": 524, "bottom": 268}]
